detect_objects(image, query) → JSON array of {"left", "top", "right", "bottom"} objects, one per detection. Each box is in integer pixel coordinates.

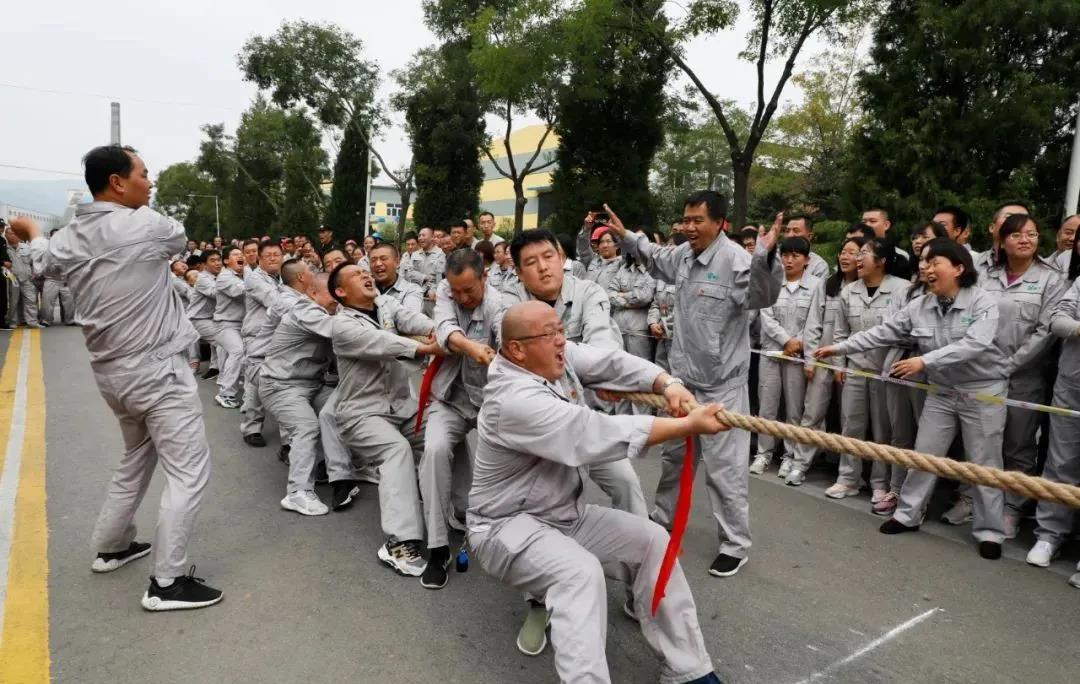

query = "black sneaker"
[
  {"left": 421, "top": 546, "right": 451, "bottom": 589},
  {"left": 314, "top": 461, "right": 329, "bottom": 484},
  {"left": 91, "top": 541, "right": 152, "bottom": 573},
  {"left": 709, "top": 553, "right": 748, "bottom": 577},
  {"left": 332, "top": 480, "right": 360, "bottom": 511},
  {"left": 879, "top": 518, "right": 920, "bottom": 535},
  {"left": 201, "top": 368, "right": 219, "bottom": 380},
  {"left": 278, "top": 444, "right": 291, "bottom": 465},
  {"left": 978, "top": 541, "right": 1002, "bottom": 560},
  {"left": 243, "top": 433, "right": 267, "bottom": 447},
  {"left": 141, "top": 566, "right": 223, "bottom": 611}
]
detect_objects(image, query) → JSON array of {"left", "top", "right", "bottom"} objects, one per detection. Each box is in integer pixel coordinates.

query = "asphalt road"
[{"left": 3, "top": 327, "right": 1079, "bottom": 683}]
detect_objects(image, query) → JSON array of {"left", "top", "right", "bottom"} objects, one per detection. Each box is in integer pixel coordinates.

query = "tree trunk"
[
  {"left": 513, "top": 181, "right": 527, "bottom": 236},
  {"left": 731, "top": 158, "right": 751, "bottom": 229}
]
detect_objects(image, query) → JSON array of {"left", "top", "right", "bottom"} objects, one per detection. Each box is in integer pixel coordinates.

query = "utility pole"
[
  {"left": 363, "top": 128, "right": 373, "bottom": 238},
  {"left": 189, "top": 194, "right": 221, "bottom": 238},
  {"left": 1066, "top": 95, "right": 1080, "bottom": 216},
  {"left": 110, "top": 102, "right": 121, "bottom": 145}
]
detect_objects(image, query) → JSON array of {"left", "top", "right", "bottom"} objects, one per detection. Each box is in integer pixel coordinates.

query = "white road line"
[
  {"left": 793, "top": 607, "right": 942, "bottom": 684},
  {"left": 0, "top": 331, "right": 31, "bottom": 639}
]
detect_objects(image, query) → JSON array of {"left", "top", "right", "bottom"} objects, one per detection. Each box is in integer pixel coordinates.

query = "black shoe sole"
[
  {"left": 91, "top": 545, "right": 152, "bottom": 573},
  {"left": 332, "top": 486, "right": 360, "bottom": 511},
  {"left": 243, "top": 435, "right": 267, "bottom": 447},
  {"left": 708, "top": 556, "right": 748, "bottom": 577}
]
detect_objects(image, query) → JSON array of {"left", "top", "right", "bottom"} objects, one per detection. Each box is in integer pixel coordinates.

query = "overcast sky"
[{"left": 0, "top": 1, "right": 828, "bottom": 186}]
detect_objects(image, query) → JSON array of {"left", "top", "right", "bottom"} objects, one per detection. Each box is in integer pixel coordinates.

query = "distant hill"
[{"left": 0, "top": 178, "right": 88, "bottom": 216}]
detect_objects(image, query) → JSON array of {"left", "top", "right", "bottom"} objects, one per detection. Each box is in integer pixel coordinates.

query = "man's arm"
[
  {"left": 332, "top": 315, "right": 424, "bottom": 361},
  {"left": 217, "top": 272, "right": 245, "bottom": 298},
  {"left": 245, "top": 272, "right": 280, "bottom": 309},
  {"left": 578, "top": 280, "right": 624, "bottom": 350}
]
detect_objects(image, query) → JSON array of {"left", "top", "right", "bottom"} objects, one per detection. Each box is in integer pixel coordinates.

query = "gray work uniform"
[
  {"left": 31, "top": 201, "right": 209, "bottom": 579},
  {"left": 622, "top": 231, "right": 781, "bottom": 559},
  {"left": 648, "top": 281, "right": 677, "bottom": 370},
  {"left": 172, "top": 276, "right": 199, "bottom": 362},
  {"left": 487, "top": 262, "right": 518, "bottom": 293},
  {"left": 832, "top": 286, "right": 1007, "bottom": 543},
  {"left": 10, "top": 241, "right": 38, "bottom": 325},
  {"left": 499, "top": 275, "right": 648, "bottom": 518},
  {"left": 807, "top": 251, "right": 830, "bottom": 280},
  {"left": 832, "top": 275, "right": 911, "bottom": 491},
  {"left": 41, "top": 270, "right": 75, "bottom": 325},
  {"left": 1034, "top": 278, "right": 1080, "bottom": 546},
  {"left": 402, "top": 247, "right": 446, "bottom": 317},
  {"left": 331, "top": 299, "right": 434, "bottom": 542},
  {"left": 584, "top": 255, "right": 620, "bottom": 291},
  {"left": 756, "top": 272, "right": 822, "bottom": 460},
  {"left": 321, "top": 275, "right": 427, "bottom": 485},
  {"left": 979, "top": 260, "right": 1066, "bottom": 514},
  {"left": 881, "top": 282, "right": 927, "bottom": 491},
  {"left": 468, "top": 345, "right": 713, "bottom": 684},
  {"left": 608, "top": 260, "right": 657, "bottom": 360},
  {"left": 188, "top": 270, "right": 220, "bottom": 370},
  {"left": 213, "top": 268, "right": 246, "bottom": 401},
  {"left": 791, "top": 279, "right": 842, "bottom": 471},
  {"left": 420, "top": 280, "right": 505, "bottom": 549},
  {"left": 566, "top": 258, "right": 587, "bottom": 281},
  {"left": 240, "top": 267, "right": 281, "bottom": 437},
  {"left": 259, "top": 296, "right": 334, "bottom": 494}
]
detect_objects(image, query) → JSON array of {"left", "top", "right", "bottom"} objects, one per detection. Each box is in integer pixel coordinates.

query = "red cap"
[{"left": 591, "top": 226, "right": 610, "bottom": 241}]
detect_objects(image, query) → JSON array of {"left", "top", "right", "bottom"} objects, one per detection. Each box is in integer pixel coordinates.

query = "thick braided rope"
[{"left": 615, "top": 391, "right": 1080, "bottom": 509}]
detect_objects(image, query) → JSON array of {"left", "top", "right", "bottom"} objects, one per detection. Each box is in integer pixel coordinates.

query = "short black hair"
[
  {"left": 683, "top": 190, "right": 728, "bottom": 222},
  {"left": 479, "top": 211, "right": 495, "bottom": 220},
  {"left": 933, "top": 205, "right": 970, "bottom": 231},
  {"left": 787, "top": 213, "right": 814, "bottom": 231},
  {"left": 83, "top": 145, "right": 138, "bottom": 195},
  {"left": 847, "top": 222, "right": 875, "bottom": 240},
  {"left": 924, "top": 237, "right": 977, "bottom": 288},
  {"left": 446, "top": 247, "right": 485, "bottom": 278},
  {"left": 449, "top": 221, "right": 468, "bottom": 233},
  {"left": 327, "top": 261, "right": 354, "bottom": 304},
  {"left": 993, "top": 200, "right": 1032, "bottom": 221},
  {"left": 864, "top": 206, "right": 890, "bottom": 220},
  {"left": 912, "top": 221, "right": 948, "bottom": 241},
  {"left": 185, "top": 254, "right": 203, "bottom": 268},
  {"left": 557, "top": 234, "right": 577, "bottom": 260},
  {"left": 281, "top": 258, "right": 307, "bottom": 286},
  {"left": 223, "top": 246, "right": 243, "bottom": 261},
  {"left": 738, "top": 227, "right": 758, "bottom": 243},
  {"left": 510, "top": 229, "right": 561, "bottom": 268},
  {"left": 202, "top": 249, "right": 221, "bottom": 261},
  {"left": 402, "top": 231, "right": 418, "bottom": 242},
  {"left": 370, "top": 242, "right": 399, "bottom": 259},
  {"left": 243, "top": 239, "right": 260, "bottom": 249},
  {"left": 779, "top": 236, "right": 811, "bottom": 257},
  {"left": 474, "top": 239, "right": 495, "bottom": 265},
  {"left": 257, "top": 240, "right": 282, "bottom": 256}
]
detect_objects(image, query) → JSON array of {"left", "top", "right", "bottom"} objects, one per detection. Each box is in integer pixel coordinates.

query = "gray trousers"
[
  {"left": 884, "top": 383, "right": 923, "bottom": 493},
  {"left": 90, "top": 353, "right": 212, "bottom": 579},
  {"left": 16, "top": 278, "right": 37, "bottom": 325},
  {"left": 339, "top": 411, "right": 426, "bottom": 542},
  {"left": 240, "top": 356, "right": 265, "bottom": 436},
  {"left": 756, "top": 355, "right": 806, "bottom": 458},
  {"left": 215, "top": 321, "right": 244, "bottom": 400},
  {"left": 836, "top": 374, "right": 892, "bottom": 491},
  {"left": 791, "top": 368, "right": 833, "bottom": 470},
  {"left": 191, "top": 318, "right": 219, "bottom": 370},
  {"left": 654, "top": 338, "right": 672, "bottom": 371},
  {"left": 419, "top": 400, "right": 476, "bottom": 549},
  {"left": 319, "top": 386, "right": 368, "bottom": 482},
  {"left": 1034, "top": 376, "right": 1080, "bottom": 546},
  {"left": 652, "top": 384, "right": 751, "bottom": 559},
  {"left": 40, "top": 279, "right": 75, "bottom": 324},
  {"left": 1002, "top": 372, "right": 1044, "bottom": 514},
  {"left": 893, "top": 390, "right": 1006, "bottom": 543},
  {"left": 588, "top": 459, "right": 648, "bottom": 518},
  {"left": 261, "top": 381, "right": 331, "bottom": 494},
  {"left": 471, "top": 506, "right": 713, "bottom": 684}
]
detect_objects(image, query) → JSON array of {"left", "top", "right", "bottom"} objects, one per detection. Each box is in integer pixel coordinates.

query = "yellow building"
[{"left": 479, "top": 124, "right": 559, "bottom": 231}]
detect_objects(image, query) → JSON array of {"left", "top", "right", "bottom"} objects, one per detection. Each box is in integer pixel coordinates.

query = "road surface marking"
[
  {"left": 0, "top": 329, "right": 50, "bottom": 682},
  {"left": 793, "top": 607, "right": 942, "bottom": 683}
]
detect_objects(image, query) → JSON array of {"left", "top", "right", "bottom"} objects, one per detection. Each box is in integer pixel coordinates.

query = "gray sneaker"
[
  {"left": 516, "top": 601, "right": 550, "bottom": 656},
  {"left": 785, "top": 468, "right": 805, "bottom": 486},
  {"left": 749, "top": 455, "right": 771, "bottom": 475},
  {"left": 941, "top": 496, "right": 974, "bottom": 525},
  {"left": 378, "top": 538, "right": 427, "bottom": 577},
  {"left": 777, "top": 458, "right": 793, "bottom": 479},
  {"left": 1069, "top": 570, "right": 1080, "bottom": 590}
]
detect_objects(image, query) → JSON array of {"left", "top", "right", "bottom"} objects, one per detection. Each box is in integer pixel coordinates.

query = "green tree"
[
  {"left": 549, "top": 0, "right": 669, "bottom": 234},
  {"left": 396, "top": 42, "right": 486, "bottom": 229},
  {"left": 325, "top": 109, "right": 371, "bottom": 240},
  {"left": 152, "top": 162, "right": 217, "bottom": 241},
  {"left": 847, "top": 0, "right": 1080, "bottom": 233}
]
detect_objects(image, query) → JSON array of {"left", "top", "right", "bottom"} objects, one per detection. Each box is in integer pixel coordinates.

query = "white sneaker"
[
  {"left": 785, "top": 468, "right": 805, "bottom": 486},
  {"left": 749, "top": 455, "right": 771, "bottom": 475},
  {"left": 777, "top": 458, "right": 793, "bottom": 479},
  {"left": 280, "top": 490, "right": 329, "bottom": 516},
  {"left": 871, "top": 489, "right": 889, "bottom": 504},
  {"left": 214, "top": 394, "right": 240, "bottom": 409},
  {"left": 941, "top": 496, "right": 974, "bottom": 525},
  {"left": 1069, "top": 571, "right": 1080, "bottom": 589},
  {"left": 1025, "top": 541, "right": 1059, "bottom": 568},
  {"left": 378, "top": 538, "right": 427, "bottom": 577},
  {"left": 825, "top": 482, "right": 861, "bottom": 499}
]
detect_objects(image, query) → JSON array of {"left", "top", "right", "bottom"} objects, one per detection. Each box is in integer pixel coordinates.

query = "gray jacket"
[
  {"left": 242, "top": 267, "right": 281, "bottom": 339},
  {"left": 833, "top": 286, "right": 1007, "bottom": 390},
  {"left": 378, "top": 276, "right": 424, "bottom": 314},
  {"left": 833, "top": 275, "right": 911, "bottom": 371},
  {"left": 467, "top": 342, "right": 659, "bottom": 533},
  {"left": 29, "top": 201, "right": 196, "bottom": 372},
  {"left": 260, "top": 296, "right": 334, "bottom": 388},
  {"left": 188, "top": 270, "right": 217, "bottom": 320},
  {"left": 807, "top": 251, "right": 830, "bottom": 280},
  {"left": 803, "top": 279, "right": 841, "bottom": 352},
  {"left": 402, "top": 247, "right": 446, "bottom": 295},
  {"left": 10, "top": 242, "right": 34, "bottom": 280},
  {"left": 432, "top": 280, "right": 507, "bottom": 409},
  {"left": 1050, "top": 278, "right": 1080, "bottom": 383},
  {"left": 759, "top": 272, "right": 823, "bottom": 352},
  {"left": 978, "top": 261, "right": 1066, "bottom": 377},
  {"left": 621, "top": 231, "right": 782, "bottom": 393},
  {"left": 648, "top": 281, "right": 677, "bottom": 339},
  {"left": 171, "top": 275, "right": 191, "bottom": 305},
  {"left": 214, "top": 268, "right": 245, "bottom": 323},
  {"left": 488, "top": 263, "right": 519, "bottom": 293},
  {"left": 331, "top": 297, "right": 434, "bottom": 421},
  {"left": 499, "top": 274, "right": 623, "bottom": 350},
  {"left": 608, "top": 261, "right": 656, "bottom": 335},
  {"left": 249, "top": 286, "right": 303, "bottom": 361},
  {"left": 584, "top": 256, "right": 620, "bottom": 291}
]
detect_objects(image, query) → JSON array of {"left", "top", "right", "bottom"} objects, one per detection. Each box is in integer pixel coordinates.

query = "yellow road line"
[
  {"left": 0, "top": 329, "right": 50, "bottom": 683},
  {"left": 0, "top": 329, "right": 23, "bottom": 478}
]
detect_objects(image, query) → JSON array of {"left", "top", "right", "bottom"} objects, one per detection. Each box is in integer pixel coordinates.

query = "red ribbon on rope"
[
  {"left": 414, "top": 355, "right": 444, "bottom": 435},
  {"left": 651, "top": 435, "right": 695, "bottom": 616}
]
